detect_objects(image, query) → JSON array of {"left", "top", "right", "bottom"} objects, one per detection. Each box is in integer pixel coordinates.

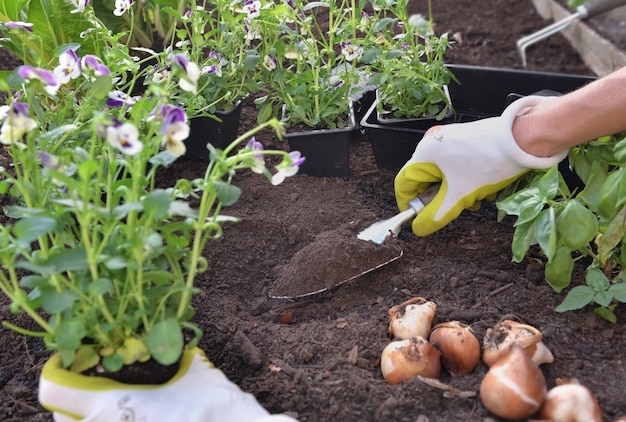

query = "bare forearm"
[{"left": 512, "top": 66, "right": 626, "bottom": 157}]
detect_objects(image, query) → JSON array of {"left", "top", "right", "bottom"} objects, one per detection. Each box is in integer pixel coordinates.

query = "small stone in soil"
[{"left": 270, "top": 228, "right": 402, "bottom": 298}]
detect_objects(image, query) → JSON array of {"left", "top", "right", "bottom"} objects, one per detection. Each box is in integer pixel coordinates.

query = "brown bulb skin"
[
  {"left": 429, "top": 321, "right": 480, "bottom": 376},
  {"left": 480, "top": 344, "right": 547, "bottom": 420}
]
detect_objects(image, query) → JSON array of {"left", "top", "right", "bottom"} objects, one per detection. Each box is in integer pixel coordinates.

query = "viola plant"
[
  {"left": 497, "top": 134, "right": 626, "bottom": 322},
  {"left": 0, "top": 3, "right": 303, "bottom": 373},
  {"left": 365, "top": 0, "right": 455, "bottom": 120},
  {"left": 252, "top": 0, "right": 378, "bottom": 129},
  {"left": 140, "top": 0, "right": 264, "bottom": 116}
]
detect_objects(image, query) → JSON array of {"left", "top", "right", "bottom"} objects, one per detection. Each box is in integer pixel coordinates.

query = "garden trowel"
[{"left": 269, "top": 184, "right": 439, "bottom": 299}]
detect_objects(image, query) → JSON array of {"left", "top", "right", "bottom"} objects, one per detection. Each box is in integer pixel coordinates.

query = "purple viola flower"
[
  {"left": 172, "top": 54, "right": 200, "bottom": 93},
  {"left": 262, "top": 55, "right": 277, "bottom": 71},
  {"left": 157, "top": 105, "right": 189, "bottom": 157},
  {"left": 38, "top": 151, "right": 61, "bottom": 170},
  {"left": 70, "top": 0, "right": 89, "bottom": 13},
  {"left": 161, "top": 105, "right": 187, "bottom": 132},
  {"left": 114, "top": 0, "right": 132, "bottom": 16},
  {"left": 243, "top": 0, "right": 261, "bottom": 20},
  {"left": 17, "top": 66, "right": 59, "bottom": 95},
  {"left": 246, "top": 137, "right": 266, "bottom": 174},
  {"left": 106, "top": 91, "right": 140, "bottom": 108},
  {"left": 340, "top": 41, "right": 363, "bottom": 62},
  {"left": 272, "top": 151, "right": 304, "bottom": 185},
  {"left": 5, "top": 21, "right": 33, "bottom": 32},
  {"left": 81, "top": 55, "right": 110, "bottom": 79},
  {"left": 106, "top": 121, "right": 143, "bottom": 155}
]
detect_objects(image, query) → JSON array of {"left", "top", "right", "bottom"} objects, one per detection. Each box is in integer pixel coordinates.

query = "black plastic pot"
[
  {"left": 374, "top": 85, "right": 455, "bottom": 129},
  {"left": 362, "top": 64, "right": 596, "bottom": 171},
  {"left": 284, "top": 107, "right": 359, "bottom": 179},
  {"left": 185, "top": 101, "right": 243, "bottom": 161}
]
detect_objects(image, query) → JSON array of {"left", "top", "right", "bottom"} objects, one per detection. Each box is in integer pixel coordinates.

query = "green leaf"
[
  {"left": 556, "top": 200, "right": 598, "bottom": 250},
  {"left": 146, "top": 318, "right": 184, "bottom": 366},
  {"left": 556, "top": 285, "right": 595, "bottom": 312},
  {"left": 614, "top": 137, "right": 626, "bottom": 163},
  {"left": 13, "top": 215, "right": 57, "bottom": 244},
  {"left": 303, "top": 2, "right": 330, "bottom": 11},
  {"left": 86, "top": 278, "right": 112, "bottom": 296},
  {"left": 510, "top": 220, "right": 535, "bottom": 263},
  {"left": 586, "top": 268, "right": 610, "bottom": 292},
  {"left": 213, "top": 181, "right": 241, "bottom": 206},
  {"left": 19, "top": 275, "right": 48, "bottom": 289},
  {"left": 87, "top": 75, "right": 113, "bottom": 100},
  {"left": 54, "top": 319, "right": 86, "bottom": 351},
  {"left": 599, "top": 204, "right": 626, "bottom": 258},
  {"left": 78, "top": 159, "right": 100, "bottom": 181},
  {"left": 598, "top": 168, "right": 625, "bottom": 219},
  {"left": 593, "top": 306, "right": 617, "bottom": 323},
  {"left": 102, "top": 354, "right": 124, "bottom": 372},
  {"left": 143, "top": 189, "right": 172, "bottom": 220},
  {"left": 581, "top": 162, "right": 606, "bottom": 211},
  {"left": 537, "top": 166, "right": 559, "bottom": 199},
  {"left": 39, "top": 287, "right": 78, "bottom": 313},
  {"left": 608, "top": 282, "right": 626, "bottom": 302},
  {"left": 534, "top": 208, "right": 557, "bottom": 261},
  {"left": 15, "top": 247, "right": 89, "bottom": 274},
  {"left": 594, "top": 290, "right": 613, "bottom": 307},
  {"left": 545, "top": 246, "right": 574, "bottom": 292}
]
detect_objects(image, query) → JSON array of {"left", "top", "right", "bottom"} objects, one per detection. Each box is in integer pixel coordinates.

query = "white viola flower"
[
  {"left": 163, "top": 121, "right": 189, "bottom": 157},
  {"left": 243, "top": 0, "right": 261, "bottom": 20},
  {"left": 0, "top": 105, "right": 9, "bottom": 120},
  {"left": 106, "top": 91, "right": 140, "bottom": 108},
  {"left": 245, "top": 137, "right": 265, "bottom": 174},
  {"left": 271, "top": 151, "right": 304, "bottom": 185},
  {"left": 54, "top": 50, "right": 82, "bottom": 84},
  {"left": 172, "top": 54, "right": 200, "bottom": 94},
  {"left": 114, "top": 0, "right": 132, "bottom": 16},
  {"left": 160, "top": 106, "right": 189, "bottom": 157},
  {"left": 340, "top": 41, "right": 363, "bottom": 62},
  {"left": 0, "top": 102, "right": 38, "bottom": 145},
  {"left": 262, "top": 55, "right": 277, "bottom": 71},
  {"left": 69, "top": 0, "right": 89, "bottom": 13},
  {"left": 17, "top": 66, "right": 60, "bottom": 96},
  {"left": 151, "top": 66, "right": 170, "bottom": 83},
  {"left": 106, "top": 122, "right": 142, "bottom": 155}
]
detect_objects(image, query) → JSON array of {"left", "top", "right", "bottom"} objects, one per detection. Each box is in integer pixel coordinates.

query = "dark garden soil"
[{"left": 2, "top": 1, "right": 626, "bottom": 421}]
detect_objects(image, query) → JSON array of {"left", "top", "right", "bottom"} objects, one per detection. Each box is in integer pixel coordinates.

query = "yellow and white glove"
[
  {"left": 39, "top": 347, "right": 297, "bottom": 422},
  {"left": 394, "top": 95, "right": 569, "bottom": 236}
]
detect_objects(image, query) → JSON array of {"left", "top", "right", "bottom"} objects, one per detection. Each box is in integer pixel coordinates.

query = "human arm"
[
  {"left": 513, "top": 65, "right": 626, "bottom": 157},
  {"left": 394, "top": 66, "right": 626, "bottom": 236}
]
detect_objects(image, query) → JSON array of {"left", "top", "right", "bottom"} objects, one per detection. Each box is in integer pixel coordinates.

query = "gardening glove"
[
  {"left": 39, "top": 347, "right": 297, "bottom": 422},
  {"left": 394, "top": 95, "right": 569, "bottom": 236}
]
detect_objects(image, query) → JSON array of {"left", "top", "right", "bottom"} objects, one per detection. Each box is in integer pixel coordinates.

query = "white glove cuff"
[{"left": 500, "top": 95, "right": 569, "bottom": 169}]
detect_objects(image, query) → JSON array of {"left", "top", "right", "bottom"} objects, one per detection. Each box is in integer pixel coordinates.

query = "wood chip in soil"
[{"left": 270, "top": 227, "right": 402, "bottom": 298}]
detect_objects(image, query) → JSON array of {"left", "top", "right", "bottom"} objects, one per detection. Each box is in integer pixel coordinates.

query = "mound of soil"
[{"left": 2, "top": 2, "right": 625, "bottom": 422}]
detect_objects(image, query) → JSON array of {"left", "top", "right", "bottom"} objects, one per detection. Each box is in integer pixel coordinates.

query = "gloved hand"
[
  {"left": 39, "top": 347, "right": 297, "bottom": 422},
  {"left": 394, "top": 95, "right": 569, "bottom": 236}
]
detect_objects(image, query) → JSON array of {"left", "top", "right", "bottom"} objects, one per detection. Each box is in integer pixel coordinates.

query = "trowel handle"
[
  {"left": 578, "top": 0, "right": 626, "bottom": 19},
  {"left": 374, "top": 184, "right": 440, "bottom": 239}
]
